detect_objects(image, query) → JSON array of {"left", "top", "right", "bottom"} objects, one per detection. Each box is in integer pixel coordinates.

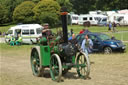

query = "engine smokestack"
[{"left": 61, "top": 7, "right": 68, "bottom": 43}]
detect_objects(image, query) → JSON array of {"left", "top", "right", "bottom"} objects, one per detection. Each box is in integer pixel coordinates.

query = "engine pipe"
[{"left": 61, "top": 11, "right": 68, "bottom": 43}]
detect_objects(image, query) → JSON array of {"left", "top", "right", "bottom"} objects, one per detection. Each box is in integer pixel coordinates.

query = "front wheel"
[
  {"left": 50, "top": 54, "right": 62, "bottom": 82},
  {"left": 75, "top": 52, "right": 90, "bottom": 79},
  {"left": 104, "top": 47, "right": 112, "bottom": 54},
  {"left": 30, "top": 47, "right": 44, "bottom": 77}
]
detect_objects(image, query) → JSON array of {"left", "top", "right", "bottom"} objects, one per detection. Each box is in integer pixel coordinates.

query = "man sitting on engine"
[
  {"left": 40, "top": 23, "right": 52, "bottom": 45},
  {"left": 42, "top": 23, "right": 52, "bottom": 38}
]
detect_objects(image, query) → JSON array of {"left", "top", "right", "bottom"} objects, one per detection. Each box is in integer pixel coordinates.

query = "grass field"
[
  {"left": 0, "top": 25, "right": 128, "bottom": 41},
  {"left": 0, "top": 43, "right": 128, "bottom": 85},
  {"left": 0, "top": 25, "right": 128, "bottom": 85}
]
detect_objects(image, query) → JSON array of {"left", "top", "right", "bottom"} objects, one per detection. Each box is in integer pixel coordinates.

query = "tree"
[
  {"left": 33, "top": 0, "right": 61, "bottom": 27},
  {"left": 13, "top": 1, "right": 35, "bottom": 23},
  {"left": 70, "top": 0, "right": 96, "bottom": 14},
  {"left": 0, "top": 0, "right": 25, "bottom": 22},
  {"left": 55, "top": 0, "right": 73, "bottom": 12},
  {"left": 96, "top": 0, "right": 128, "bottom": 11},
  {"left": 0, "top": 4, "right": 9, "bottom": 24}
]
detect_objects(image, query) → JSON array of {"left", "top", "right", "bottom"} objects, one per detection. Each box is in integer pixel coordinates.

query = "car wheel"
[{"left": 104, "top": 47, "right": 112, "bottom": 54}]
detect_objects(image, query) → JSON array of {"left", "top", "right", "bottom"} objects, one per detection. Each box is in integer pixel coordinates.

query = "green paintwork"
[
  {"left": 53, "top": 46, "right": 59, "bottom": 53},
  {"left": 72, "top": 56, "right": 75, "bottom": 64},
  {"left": 40, "top": 45, "right": 50, "bottom": 66}
]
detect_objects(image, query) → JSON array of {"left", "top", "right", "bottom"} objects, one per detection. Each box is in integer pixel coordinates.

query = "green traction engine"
[{"left": 30, "top": 11, "right": 90, "bottom": 82}]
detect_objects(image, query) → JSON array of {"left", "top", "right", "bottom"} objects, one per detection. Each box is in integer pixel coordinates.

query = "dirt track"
[{"left": 0, "top": 46, "right": 128, "bottom": 85}]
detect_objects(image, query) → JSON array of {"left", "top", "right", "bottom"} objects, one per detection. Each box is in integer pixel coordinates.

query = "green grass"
[
  {"left": 52, "top": 25, "right": 128, "bottom": 33},
  {"left": 0, "top": 24, "right": 128, "bottom": 33},
  {"left": 0, "top": 24, "right": 128, "bottom": 41},
  {"left": 0, "top": 43, "right": 33, "bottom": 50},
  {"left": 105, "top": 32, "right": 128, "bottom": 41},
  {"left": 0, "top": 24, "right": 16, "bottom": 33}
]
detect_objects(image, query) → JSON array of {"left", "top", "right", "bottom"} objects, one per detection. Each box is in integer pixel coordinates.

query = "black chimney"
[{"left": 61, "top": 7, "right": 68, "bottom": 43}]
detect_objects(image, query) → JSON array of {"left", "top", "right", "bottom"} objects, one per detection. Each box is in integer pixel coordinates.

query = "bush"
[
  {"left": 33, "top": 0, "right": 61, "bottom": 27},
  {"left": 0, "top": 4, "right": 9, "bottom": 24},
  {"left": 13, "top": 1, "right": 35, "bottom": 23}
]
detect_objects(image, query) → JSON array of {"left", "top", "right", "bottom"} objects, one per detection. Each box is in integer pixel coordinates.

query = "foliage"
[
  {"left": 0, "top": 4, "right": 9, "bottom": 24},
  {"left": 33, "top": 0, "right": 61, "bottom": 27},
  {"left": 70, "top": 0, "right": 128, "bottom": 14},
  {"left": 13, "top": 1, "right": 35, "bottom": 23},
  {"left": 70, "top": 0, "right": 96, "bottom": 14},
  {"left": 0, "top": 0, "right": 25, "bottom": 22},
  {"left": 0, "top": 0, "right": 128, "bottom": 24},
  {"left": 55, "top": 0, "right": 73, "bottom": 12}
]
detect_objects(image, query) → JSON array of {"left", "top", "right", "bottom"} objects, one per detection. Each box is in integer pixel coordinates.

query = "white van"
[
  {"left": 78, "top": 14, "right": 97, "bottom": 25},
  {"left": 5, "top": 24, "right": 43, "bottom": 44},
  {"left": 78, "top": 14, "right": 107, "bottom": 25},
  {"left": 108, "top": 13, "right": 128, "bottom": 25},
  {"left": 67, "top": 13, "right": 79, "bottom": 25}
]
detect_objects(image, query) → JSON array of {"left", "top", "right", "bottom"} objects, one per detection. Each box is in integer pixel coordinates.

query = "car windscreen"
[
  {"left": 98, "top": 34, "right": 111, "bottom": 41},
  {"left": 7, "top": 30, "right": 13, "bottom": 34},
  {"left": 36, "top": 28, "right": 43, "bottom": 34}
]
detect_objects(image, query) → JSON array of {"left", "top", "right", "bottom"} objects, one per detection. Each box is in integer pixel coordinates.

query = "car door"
[
  {"left": 88, "top": 34, "right": 101, "bottom": 52},
  {"left": 21, "top": 29, "right": 30, "bottom": 44},
  {"left": 30, "top": 29, "right": 36, "bottom": 43}
]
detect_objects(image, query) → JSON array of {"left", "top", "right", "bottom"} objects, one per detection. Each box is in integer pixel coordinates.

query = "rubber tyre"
[{"left": 104, "top": 47, "right": 112, "bottom": 54}]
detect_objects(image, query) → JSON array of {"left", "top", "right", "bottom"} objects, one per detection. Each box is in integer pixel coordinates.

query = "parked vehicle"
[
  {"left": 67, "top": 13, "right": 79, "bottom": 25},
  {"left": 98, "top": 17, "right": 108, "bottom": 26},
  {"left": 116, "top": 14, "right": 128, "bottom": 25},
  {"left": 78, "top": 14, "right": 107, "bottom": 25},
  {"left": 5, "top": 24, "right": 43, "bottom": 44},
  {"left": 76, "top": 32, "right": 126, "bottom": 54}
]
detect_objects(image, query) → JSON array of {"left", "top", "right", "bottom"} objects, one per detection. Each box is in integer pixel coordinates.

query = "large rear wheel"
[
  {"left": 75, "top": 52, "right": 90, "bottom": 79},
  {"left": 30, "top": 46, "right": 44, "bottom": 77},
  {"left": 50, "top": 54, "right": 62, "bottom": 82}
]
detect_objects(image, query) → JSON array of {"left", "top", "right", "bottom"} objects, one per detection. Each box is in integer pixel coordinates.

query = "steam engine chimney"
[{"left": 61, "top": 7, "right": 68, "bottom": 43}]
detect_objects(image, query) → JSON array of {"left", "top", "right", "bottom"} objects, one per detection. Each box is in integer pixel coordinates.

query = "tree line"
[{"left": 0, "top": 0, "right": 128, "bottom": 26}]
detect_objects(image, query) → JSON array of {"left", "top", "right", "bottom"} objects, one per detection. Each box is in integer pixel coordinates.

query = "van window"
[
  {"left": 36, "top": 28, "right": 42, "bottom": 34},
  {"left": 72, "top": 16, "right": 78, "bottom": 20},
  {"left": 7, "top": 30, "right": 13, "bottom": 34},
  {"left": 102, "top": 18, "right": 107, "bottom": 22},
  {"left": 89, "top": 17, "right": 92, "bottom": 20},
  {"left": 22, "top": 29, "right": 29, "bottom": 35},
  {"left": 83, "top": 17, "right": 87, "bottom": 20},
  {"left": 30, "top": 29, "right": 35, "bottom": 34}
]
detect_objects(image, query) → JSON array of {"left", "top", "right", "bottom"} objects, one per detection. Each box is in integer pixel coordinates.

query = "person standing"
[
  {"left": 81, "top": 35, "right": 93, "bottom": 56},
  {"left": 112, "top": 21, "right": 117, "bottom": 32},
  {"left": 108, "top": 21, "right": 112, "bottom": 32},
  {"left": 70, "top": 29, "right": 74, "bottom": 36}
]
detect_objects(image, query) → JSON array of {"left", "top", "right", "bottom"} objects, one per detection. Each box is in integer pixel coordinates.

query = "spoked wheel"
[
  {"left": 50, "top": 54, "right": 62, "bottom": 82},
  {"left": 104, "top": 47, "right": 112, "bottom": 54},
  {"left": 75, "top": 52, "right": 90, "bottom": 79},
  {"left": 30, "top": 46, "right": 44, "bottom": 77}
]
